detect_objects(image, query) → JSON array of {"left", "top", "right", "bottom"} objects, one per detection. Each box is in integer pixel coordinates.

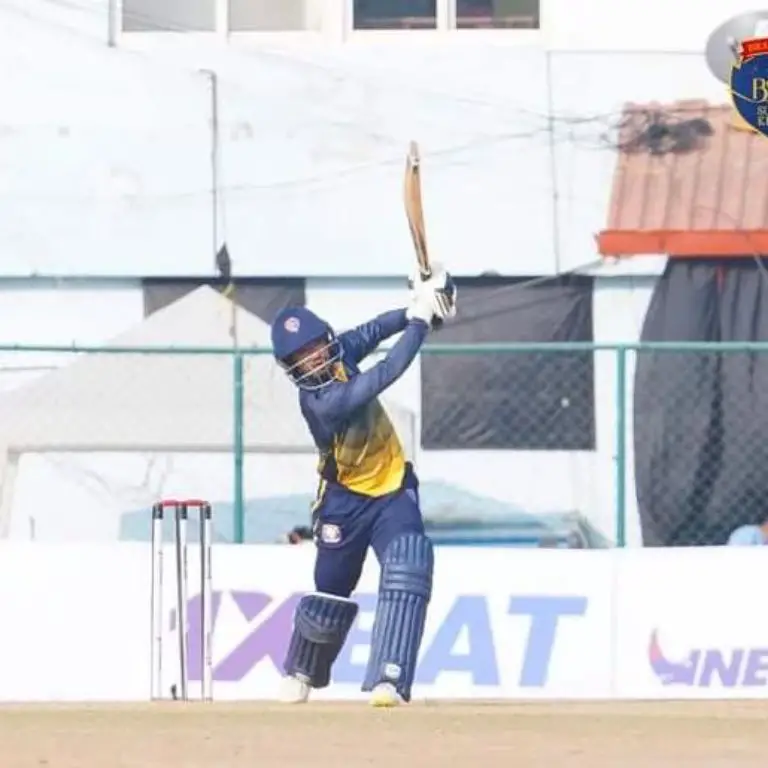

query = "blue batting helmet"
[{"left": 271, "top": 306, "right": 343, "bottom": 389}]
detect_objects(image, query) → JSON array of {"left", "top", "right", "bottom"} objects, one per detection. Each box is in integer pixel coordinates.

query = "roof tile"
[{"left": 598, "top": 100, "right": 768, "bottom": 257}]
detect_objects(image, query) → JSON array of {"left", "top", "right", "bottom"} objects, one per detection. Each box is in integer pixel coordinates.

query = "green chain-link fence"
[{"left": 0, "top": 341, "right": 765, "bottom": 546}]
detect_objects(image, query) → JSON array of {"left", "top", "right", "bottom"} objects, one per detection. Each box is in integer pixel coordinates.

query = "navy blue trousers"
[{"left": 312, "top": 471, "right": 425, "bottom": 597}]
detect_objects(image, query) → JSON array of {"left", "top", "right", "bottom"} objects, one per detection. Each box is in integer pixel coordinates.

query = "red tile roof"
[{"left": 597, "top": 100, "right": 768, "bottom": 257}]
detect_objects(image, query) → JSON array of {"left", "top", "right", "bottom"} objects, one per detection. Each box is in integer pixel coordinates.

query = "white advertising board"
[
  {"left": 15, "top": 542, "right": 768, "bottom": 702},
  {"left": 199, "top": 547, "right": 615, "bottom": 701},
  {"left": 0, "top": 543, "right": 150, "bottom": 701},
  {"left": 0, "top": 544, "right": 615, "bottom": 702},
  {"left": 614, "top": 547, "right": 768, "bottom": 700}
]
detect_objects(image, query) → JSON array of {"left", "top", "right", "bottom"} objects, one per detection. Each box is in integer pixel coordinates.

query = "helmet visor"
[{"left": 282, "top": 335, "right": 343, "bottom": 389}]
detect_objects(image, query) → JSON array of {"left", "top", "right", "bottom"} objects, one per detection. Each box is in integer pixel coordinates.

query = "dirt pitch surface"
[{"left": 1, "top": 701, "right": 766, "bottom": 767}]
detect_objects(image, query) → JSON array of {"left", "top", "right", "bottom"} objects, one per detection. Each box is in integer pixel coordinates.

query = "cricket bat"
[
  {"left": 404, "top": 140, "right": 443, "bottom": 329},
  {"left": 403, "top": 140, "right": 433, "bottom": 280}
]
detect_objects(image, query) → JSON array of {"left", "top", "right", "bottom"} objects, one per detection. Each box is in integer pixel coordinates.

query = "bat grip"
[{"left": 418, "top": 268, "right": 442, "bottom": 328}]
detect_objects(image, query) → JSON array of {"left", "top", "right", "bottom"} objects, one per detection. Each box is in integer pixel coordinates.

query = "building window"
[
  {"left": 353, "top": 0, "right": 437, "bottom": 30},
  {"left": 456, "top": 0, "right": 539, "bottom": 29},
  {"left": 122, "top": 0, "right": 216, "bottom": 31},
  {"left": 229, "top": 0, "right": 317, "bottom": 31}
]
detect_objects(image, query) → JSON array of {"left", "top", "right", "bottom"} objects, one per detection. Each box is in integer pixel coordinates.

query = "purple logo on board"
[
  {"left": 168, "top": 591, "right": 587, "bottom": 688},
  {"left": 171, "top": 591, "right": 302, "bottom": 682},
  {"left": 648, "top": 628, "right": 768, "bottom": 687}
]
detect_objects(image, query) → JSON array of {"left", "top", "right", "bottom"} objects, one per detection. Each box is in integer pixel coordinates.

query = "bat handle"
[{"left": 418, "top": 268, "right": 442, "bottom": 328}]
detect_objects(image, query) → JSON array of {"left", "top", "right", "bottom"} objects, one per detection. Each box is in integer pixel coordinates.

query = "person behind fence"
[
  {"left": 726, "top": 516, "right": 768, "bottom": 545},
  {"left": 269, "top": 265, "right": 456, "bottom": 707}
]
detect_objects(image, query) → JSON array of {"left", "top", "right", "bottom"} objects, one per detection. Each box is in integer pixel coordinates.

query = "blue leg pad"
[
  {"left": 362, "top": 532, "right": 434, "bottom": 701},
  {"left": 283, "top": 593, "right": 358, "bottom": 689}
]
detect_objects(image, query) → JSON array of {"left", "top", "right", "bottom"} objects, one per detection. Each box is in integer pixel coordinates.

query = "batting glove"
[
  {"left": 406, "top": 287, "right": 436, "bottom": 324},
  {"left": 408, "top": 262, "right": 457, "bottom": 322}
]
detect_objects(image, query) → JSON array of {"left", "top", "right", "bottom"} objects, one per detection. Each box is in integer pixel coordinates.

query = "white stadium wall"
[{"left": 0, "top": 0, "right": 744, "bottom": 277}]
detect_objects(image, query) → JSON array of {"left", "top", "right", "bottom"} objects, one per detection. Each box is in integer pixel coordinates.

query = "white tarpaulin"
[
  {"left": 0, "top": 286, "right": 415, "bottom": 452},
  {"left": 0, "top": 287, "right": 415, "bottom": 536}
]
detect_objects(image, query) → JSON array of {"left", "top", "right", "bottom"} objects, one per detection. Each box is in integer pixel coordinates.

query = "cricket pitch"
[{"left": 0, "top": 700, "right": 765, "bottom": 767}]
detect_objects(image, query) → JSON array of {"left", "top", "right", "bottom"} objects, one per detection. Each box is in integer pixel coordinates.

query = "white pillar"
[
  {"left": 436, "top": 0, "right": 453, "bottom": 31},
  {"left": 107, "top": 0, "right": 122, "bottom": 46},
  {"left": 324, "top": 0, "right": 350, "bottom": 41},
  {"left": 215, "top": 0, "right": 229, "bottom": 39}
]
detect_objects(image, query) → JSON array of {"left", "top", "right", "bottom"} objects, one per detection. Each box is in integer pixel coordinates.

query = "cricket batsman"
[{"left": 270, "top": 265, "right": 457, "bottom": 707}]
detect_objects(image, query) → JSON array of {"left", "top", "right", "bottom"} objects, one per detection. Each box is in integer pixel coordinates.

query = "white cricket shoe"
[
  {"left": 369, "top": 682, "right": 403, "bottom": 708},
  {"left": 280, "top": 675, "right": 311, "bottom": 704}
]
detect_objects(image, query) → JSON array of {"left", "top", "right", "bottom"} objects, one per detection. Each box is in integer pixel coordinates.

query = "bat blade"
[
  {"left": 403, "top": 140, "right": 443, "bottom": 329},
  {"left": 404, "top": 140, "right": 431, "bottom": 279}
]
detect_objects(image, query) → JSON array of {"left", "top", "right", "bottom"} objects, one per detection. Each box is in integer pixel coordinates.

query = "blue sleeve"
[
  {"left": 339, "top": 309, "right": 409, "bottom": 364},
  {"left": 727, "top": 525, "right": 764, "bottom": 545},
  {"left": 312, "top": 319, "right": 427, "bottom": 422}
]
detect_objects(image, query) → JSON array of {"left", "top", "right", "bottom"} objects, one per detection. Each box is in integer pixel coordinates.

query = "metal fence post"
[
  {"left": 614, "top": 345, "right": 627, "bottom": 547},
  {"left": 233, "top": 352, "right": 245, "bottom": 543}
]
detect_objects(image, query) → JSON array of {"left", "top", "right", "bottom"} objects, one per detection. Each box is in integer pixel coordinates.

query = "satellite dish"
[{"left": 706, "top": 10, "right": 768, "bottom": 84}]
